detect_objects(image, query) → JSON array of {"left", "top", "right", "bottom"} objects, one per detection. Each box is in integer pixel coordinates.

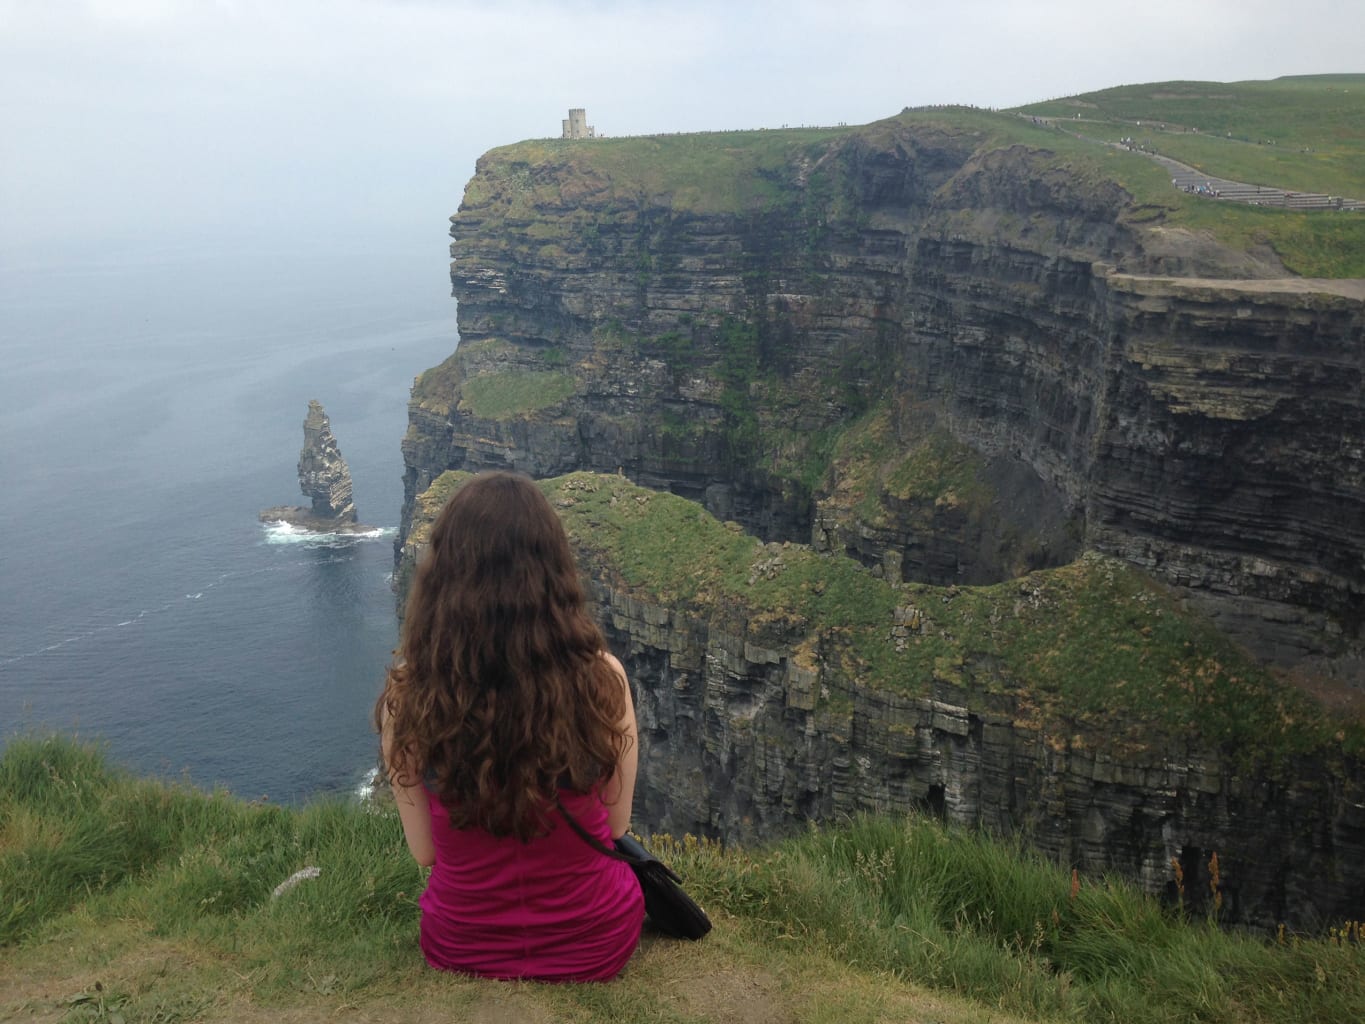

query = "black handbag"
[{"left": 558, "top": 804, "right": 713, "bottom": 941}]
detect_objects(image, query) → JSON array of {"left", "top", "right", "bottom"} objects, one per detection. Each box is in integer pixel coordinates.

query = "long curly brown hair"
[{"left": 374, "top": 471, "right": 629, "bottom": 840}]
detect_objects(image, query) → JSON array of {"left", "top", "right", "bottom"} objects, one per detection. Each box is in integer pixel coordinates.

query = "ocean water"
[{"left": 0, "top": 231, "right": 458, "bottom": 803}]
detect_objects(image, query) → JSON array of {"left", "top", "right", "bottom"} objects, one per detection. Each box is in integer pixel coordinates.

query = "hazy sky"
[{"left": 2, "top": 0, "right": 1361, "bottom": 251}]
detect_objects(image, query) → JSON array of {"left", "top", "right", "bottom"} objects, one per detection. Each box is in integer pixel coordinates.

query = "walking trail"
[{"left": 1028, "top": 115, "right": 1365, "bottom": 212}]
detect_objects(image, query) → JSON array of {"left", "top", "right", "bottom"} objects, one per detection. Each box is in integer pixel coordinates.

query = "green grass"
[
  {"left": 465, "top": 127, "right": 857, "bottom": 219},
  {"left": 887, "top": 104, "right": 1365, "bottom": 278},
  {"left": 1012, "top": 75, "right": 1365, "bottom": 276},
  {"left": 718, "top": 815, "right": 1365, "bottom": 1024},
  {"left": 548, "top": 474, "right": 1317, "bottom": 751},
  {"left": 822, "top": 407, "right": 993, "bottom": 526},
  {"left": 408, "top": 339, "right": 523, "bottom": 420},
  {"left": 407, "top": 349, "right": 464, "bottom": 417},
  {"left": 459, "top": 369, "right": 575, "bottom": 420},
  {"left": 4, "top": 736, "right": 1362, "bottom": 1024},
  {"left": 1170, "top": 200, "right": 1365, "bottom": 277},
  {"left": 1016, "top": 76, "right": 1365, "bottom": 195}
]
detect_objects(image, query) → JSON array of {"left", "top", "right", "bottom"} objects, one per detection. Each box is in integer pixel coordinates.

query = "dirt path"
[
  {"left": 1105, "top": 270, "right": 1365, "bottom": 300},
  {"left": 1115, "top": 144, "right": 1365, "bottom": 211}
]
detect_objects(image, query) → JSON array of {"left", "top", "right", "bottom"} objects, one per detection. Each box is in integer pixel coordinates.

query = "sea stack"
[
  {"left": 298, "top": 400, "right": 356, "bottom": 521},
  {"left": 260, "top": 401, "right": 371, "bottom": 532}
]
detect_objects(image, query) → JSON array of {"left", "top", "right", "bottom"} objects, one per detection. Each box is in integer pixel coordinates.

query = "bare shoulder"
[{"left": 600, "top": 650, "right": 627, "bottom": 680}]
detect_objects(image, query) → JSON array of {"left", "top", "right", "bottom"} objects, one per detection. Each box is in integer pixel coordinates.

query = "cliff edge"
[{"left": 394, "top": 108, "right": 1365, "bottom": 925}]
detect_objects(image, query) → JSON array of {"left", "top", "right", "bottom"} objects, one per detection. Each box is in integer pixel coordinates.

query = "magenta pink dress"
[{"left": 418, "top": 787, "right": 644, "bottom": 981}]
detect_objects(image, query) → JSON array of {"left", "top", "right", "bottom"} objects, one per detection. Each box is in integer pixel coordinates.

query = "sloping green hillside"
[
  {"left": 1010, "top": 76, "right": 1365, "bottom": 276},
  {"left": 1016, "top": 75, "right": 1365, "bottom": 198}
]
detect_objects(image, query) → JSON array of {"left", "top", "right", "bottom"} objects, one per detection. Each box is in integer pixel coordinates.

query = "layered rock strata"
[
  {"left": 606, "top": 584, "right": 1363, "bottom": 931},
  {"left": 403, "top": 115, "right": 1364, "bottom": 666}
]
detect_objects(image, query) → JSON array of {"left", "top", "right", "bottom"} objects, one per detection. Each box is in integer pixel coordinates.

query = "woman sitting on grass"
[{"left": 374, "top": 471, "right": 643, "bottom": 981}]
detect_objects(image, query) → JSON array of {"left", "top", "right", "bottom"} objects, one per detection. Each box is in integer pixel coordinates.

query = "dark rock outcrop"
[
  {"left": 299, "top": 399, "right": 356, "bottom": 521},
  {"left": 261, "top": 400, "right": 371, "bottom": 532}
]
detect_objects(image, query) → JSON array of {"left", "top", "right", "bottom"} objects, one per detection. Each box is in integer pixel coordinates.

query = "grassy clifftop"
[
  {"left": 4, "top": 736, "right": 1363, "bottom": 1024},
  {"left": 458, "top": 77, "right": 1365, "bottom": 277},
  {"left": 461, "top": 124, "right": 866, "bottom": 218}
]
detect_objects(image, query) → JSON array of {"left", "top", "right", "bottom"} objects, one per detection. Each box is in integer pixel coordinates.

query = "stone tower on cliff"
[
  {"left": 297, "top": 400, "right": 357, "bottom": 522},
  {"left": 561, "top": 108, "right": 595, "bottom": 139}
]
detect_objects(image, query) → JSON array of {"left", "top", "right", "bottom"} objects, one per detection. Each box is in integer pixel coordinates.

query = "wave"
[
  {"left": 353, "top": 765, "right": 386, "bottom": 807},
  {"left": 260, "top": 521, "right": 395, "bottom": 547}
]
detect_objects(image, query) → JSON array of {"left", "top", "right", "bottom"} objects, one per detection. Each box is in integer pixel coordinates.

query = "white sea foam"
[
  {"left": 353, "top": 765, "right": 385, "bottom": 807},
  {"left": 261, "top": 521, "right": 395, "bottom": 547}
]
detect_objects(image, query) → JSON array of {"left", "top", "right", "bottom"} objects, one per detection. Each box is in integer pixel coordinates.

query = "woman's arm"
[
  {"left": 598, "top": 651, "right": 638, "bottom": 840},
  {"left": 380, "top": 707, "right": 436, "bottom": 867}
]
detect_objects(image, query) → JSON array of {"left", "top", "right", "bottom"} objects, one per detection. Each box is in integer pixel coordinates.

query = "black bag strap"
[
  {"left": 556, "top": 796, "right": 631, "bottom": 859},
  {"left": 554, "top": 798, "right": 682, "bottom": 882}
]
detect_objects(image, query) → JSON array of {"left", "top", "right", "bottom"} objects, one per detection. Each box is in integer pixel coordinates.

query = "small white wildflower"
[{"left": 271, "top": 866, "right": 322, "bottom": 899}]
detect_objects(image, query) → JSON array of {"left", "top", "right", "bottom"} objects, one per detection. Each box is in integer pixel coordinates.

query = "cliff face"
[
  {"left": 603, "top": 580, "right": 1362, "bottom": 931},
  {"left": 403, "top": 114, "right": 1364, "bottom": 666},
  {"left": 398, "top": 472, "right": 1365, "bottom": 930}
]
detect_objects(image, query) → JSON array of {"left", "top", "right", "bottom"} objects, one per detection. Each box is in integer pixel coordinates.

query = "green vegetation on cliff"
[
  {"left": 464, "top": 126, "right": 857, "bottom": 218},
  {"left": 1016, "top": 76, "right": 1365, "bottom": 200},
  {"left": 408, "top": 348, "right": 465, "bottom": 417},
  {"left": 822, "top": 407, "right": 993, "bottom": 524},
  {"left": 408, "top": 471, "right": 1364, "bottom": 765},
  {"left": 460, "top": 369, "right": 575, "bottom": 420},
  {"left": 5, "top": 736, "right": 1363, "bottom": 1024}
]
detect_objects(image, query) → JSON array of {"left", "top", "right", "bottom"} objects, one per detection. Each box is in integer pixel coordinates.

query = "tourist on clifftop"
[{"left": 374, "top": 471, "right": 642, "bottom": 980}]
